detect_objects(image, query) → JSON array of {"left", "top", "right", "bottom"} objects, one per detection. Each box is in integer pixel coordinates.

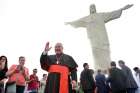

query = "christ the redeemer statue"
[{"left": 66, "top": 4, "right": 133, "bottom": 70}]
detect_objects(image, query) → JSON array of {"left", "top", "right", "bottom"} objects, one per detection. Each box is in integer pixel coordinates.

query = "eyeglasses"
[
  {"left": 33, "top": 70, "right": 37, "bottom": 72},
  {"left": 20, "top": 59, "right": 25, "bottom": 61},
  {"left": 0, "top": 58, "right": 6, "bottom": 61}
]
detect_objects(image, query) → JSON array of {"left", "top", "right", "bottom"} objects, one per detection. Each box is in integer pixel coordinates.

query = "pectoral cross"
[
  {"left": 56, "top": 60, "right": 60, "bottom": 64},
  {"left": 56, "top": 54, "right": 62, "bottom": 64}
]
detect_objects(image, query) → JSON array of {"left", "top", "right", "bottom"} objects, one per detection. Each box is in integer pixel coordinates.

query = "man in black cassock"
[{"left": 40, "top": 42, "right": 78, "bottom": 93}]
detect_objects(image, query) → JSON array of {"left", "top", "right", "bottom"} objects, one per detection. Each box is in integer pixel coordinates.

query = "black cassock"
[{"left": 40, "top": 53, "right": 78, "bottom": 93}]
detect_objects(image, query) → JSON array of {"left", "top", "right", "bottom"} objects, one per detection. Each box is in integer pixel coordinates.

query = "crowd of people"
[
  {"left": 0, "top": 42, "right": 140, "bottom": 93},
  {"left": 0, "top": 55, "right": 48, "bottom": 93},
  {"left": 78, "top": 61, "right": 140, "bottom": 93}
]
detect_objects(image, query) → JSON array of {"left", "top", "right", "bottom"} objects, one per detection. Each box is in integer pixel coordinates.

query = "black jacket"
[
  {"left": 80, "top": 69, "right": 95, "bottom": 90},
  {"left": 107, "top": 67, "right": 127, "bottom": 92}
]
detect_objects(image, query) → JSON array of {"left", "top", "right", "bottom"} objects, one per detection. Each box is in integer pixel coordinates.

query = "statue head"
[{"left": 90, "top": 4, "right": 96, "bottom": 14}]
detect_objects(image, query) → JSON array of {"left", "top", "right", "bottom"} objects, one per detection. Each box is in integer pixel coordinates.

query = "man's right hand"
[{"left": 44, "top": 42, "right": 52, "bottom": 52}]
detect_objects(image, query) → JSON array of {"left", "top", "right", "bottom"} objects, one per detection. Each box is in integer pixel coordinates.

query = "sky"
[{"left": 0, "top": 0, "right": 139, "bottom": 80}]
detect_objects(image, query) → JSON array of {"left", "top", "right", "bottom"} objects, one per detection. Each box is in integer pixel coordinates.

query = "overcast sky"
[{"left": 0, "top": 0, "right": 139, "bottom": 80}]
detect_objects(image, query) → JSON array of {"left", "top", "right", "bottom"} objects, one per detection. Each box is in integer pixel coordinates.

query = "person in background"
[
  {"left": 39, "top": 74, "right": 47, "bottom": 93},
  {"left": 80, "top": 63, "right": 96, "bottom": 93},
  {"left": 133, "top": 67, "right": 140, "bottom": 93},
  {"left": 95, "top": 69, "right": 110, "bottom": 93},
  {"left": 40, "top": 42, "right": 78, "bottom": 93},
  {"left": 118, "top": 60, "right": 138, "bottom": 93},
  {"left": 107, "top": 61, "right": 127, "bottom": 93},
  {"left": 6, "top": 56, "right": 29, "bottom": 93},
  {"left": 0, "top": 56, "right": 8, "bottom": 93},
  {"left": 28, "top": 69, "right": 39, "bottom": 93}
]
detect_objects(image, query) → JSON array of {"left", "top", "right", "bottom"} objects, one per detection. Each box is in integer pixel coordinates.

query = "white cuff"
[{"left": 43, "top": 51, "right": 48, "bottom": 55}]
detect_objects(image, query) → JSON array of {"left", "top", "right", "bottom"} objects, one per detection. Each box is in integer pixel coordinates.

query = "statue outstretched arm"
[
  {"left": 120, "top": 4, "right": 133, "bottom": 11},
  {"left": 102, "top": 4, "right": 133, "bottom": 23},
  {"left": 65, "top": 17, "right": 86, "bottom": 28}
]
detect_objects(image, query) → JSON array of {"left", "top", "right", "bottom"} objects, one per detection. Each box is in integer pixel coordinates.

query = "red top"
[
  {"left": 28, "top": 74, "right": 39, "bottom": 90},
  {"left": 7, "top": 64, "right": 29, "bottom": 86}
]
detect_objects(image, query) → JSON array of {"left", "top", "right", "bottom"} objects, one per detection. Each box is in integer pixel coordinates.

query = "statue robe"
[
  {"left": 67, "top": 9, "right": 122, "bottom": 70},
  {"left": 40, "top": 53, "right": 78, "bottom": 93}
]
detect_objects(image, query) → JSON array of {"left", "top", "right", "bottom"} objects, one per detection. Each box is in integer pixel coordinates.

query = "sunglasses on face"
[{"left": 33, "top": 70, "right": 37, "bottom": 72}]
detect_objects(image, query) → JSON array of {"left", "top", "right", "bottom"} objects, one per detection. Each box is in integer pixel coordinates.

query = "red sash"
[{"left": 48, "top": 65, "right": 69, "bottom": 93}]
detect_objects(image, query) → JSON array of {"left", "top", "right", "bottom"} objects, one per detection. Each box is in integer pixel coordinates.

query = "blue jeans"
[{"left": 29, "top": 89, "right": 38, "bottom": 93}]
